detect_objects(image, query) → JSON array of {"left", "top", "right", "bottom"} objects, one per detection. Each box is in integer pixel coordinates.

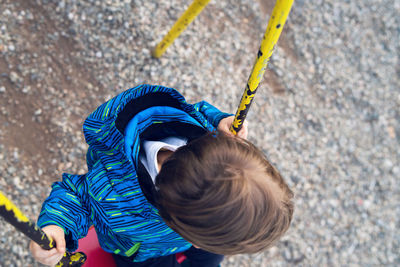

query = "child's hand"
[
  {"left": 29, "top": 225, "right": 66, "bottom": 266},
  {"left": 217, "top": 116, "right": 248, "bottom": 139}
]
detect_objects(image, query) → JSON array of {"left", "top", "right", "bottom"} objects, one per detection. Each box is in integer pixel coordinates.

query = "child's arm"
[
  {"left": 193, "top": 101, "right": 248, "bottom": 138},
  {"left": 37, "top": 173, "right": 90, "bottom": 252},
  {"left": 193, "top": 101, "right": 232, "bottom": 128}
]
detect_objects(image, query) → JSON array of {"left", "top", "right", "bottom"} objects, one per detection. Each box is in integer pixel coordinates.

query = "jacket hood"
[{"left": 83, "top": 84, "right": 214, "bottom": 156}]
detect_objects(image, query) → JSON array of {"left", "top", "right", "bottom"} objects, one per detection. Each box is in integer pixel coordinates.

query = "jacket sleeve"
[
  {"left": 37, "top": 173, "right": 90, "bottom": 251},
  {"left": 193, "top": 101, "right": 233, "bottom": 128}
]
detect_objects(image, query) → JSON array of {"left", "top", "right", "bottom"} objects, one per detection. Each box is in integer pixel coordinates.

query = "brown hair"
[{"left": 155, "top": 132, "right": 294, "bottom": 255}]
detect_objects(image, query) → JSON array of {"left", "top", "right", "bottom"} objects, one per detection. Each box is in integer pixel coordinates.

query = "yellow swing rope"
[
  {"left": 0, "top": 191, "right": 30, "bottom": 223},
  {"left": 230, "top": 0, "right": 295, "bottom": 135},
  {"left": 152, "top": 0, "right": 212, "bottom": 58}
]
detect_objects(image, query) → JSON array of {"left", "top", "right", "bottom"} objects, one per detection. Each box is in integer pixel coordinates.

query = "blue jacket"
[{"left": 38, "top": 85, "right": 231, "bottom": 262}]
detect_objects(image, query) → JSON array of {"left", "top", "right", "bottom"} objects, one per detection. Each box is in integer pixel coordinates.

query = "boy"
[{"left": 30, "top": 85, "right": 294, "bottom": 266}]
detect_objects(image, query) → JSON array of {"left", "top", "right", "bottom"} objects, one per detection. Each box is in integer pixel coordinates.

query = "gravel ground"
[{"left": 0, "top": 0, "right": 399, "bottom": 266}]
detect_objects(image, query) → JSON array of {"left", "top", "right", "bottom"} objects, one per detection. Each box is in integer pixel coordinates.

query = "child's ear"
[{"left": 190, "top": 243, "right": 200, "bottom": 249}]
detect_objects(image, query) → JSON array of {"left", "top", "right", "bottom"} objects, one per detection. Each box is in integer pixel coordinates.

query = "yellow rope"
[
  {"left": 152, "top": 0, "right": 212, "bottom": 58},
  {"left": 230, "top": 0, "right": 295, "bottom": 134},
  {"left": 0, "top": 191, "right": 29, "bottom": 223}
]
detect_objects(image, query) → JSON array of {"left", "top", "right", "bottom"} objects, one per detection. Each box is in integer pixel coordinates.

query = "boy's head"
[{"left": 155, "top": 132, "right": 294, "bottom": 255}]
